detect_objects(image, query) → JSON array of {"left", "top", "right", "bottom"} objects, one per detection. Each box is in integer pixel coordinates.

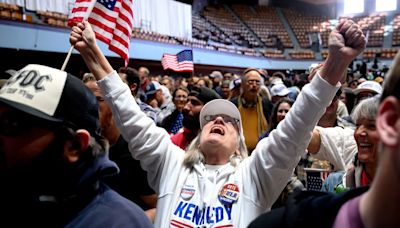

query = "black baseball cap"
[
  {"left": 0, "top": 64, "right": 100, "bottom": 136},
  {"left": 189, "top": 86, "right": 221, "bottom": 104}
]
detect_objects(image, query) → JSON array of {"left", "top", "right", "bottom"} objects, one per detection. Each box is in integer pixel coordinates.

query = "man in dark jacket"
[{"left": 0, "top": 64, "right": 153, "bottom": 227}]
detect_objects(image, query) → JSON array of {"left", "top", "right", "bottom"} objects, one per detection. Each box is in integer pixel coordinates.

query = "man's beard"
[
  {"left": 0, "top": 134, "right": 85, "bottom": 200},
  {"left": 0, "top": 131, "right": 98, "bottom": 226},
  {"left": 182, "top": 113, "right": 200, "bottom": 131}
]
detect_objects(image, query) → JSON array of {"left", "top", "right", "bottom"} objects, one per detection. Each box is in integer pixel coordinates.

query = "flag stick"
[
  {"left": 61, "top": 0, "right": 96, "bottom": 71},
  {"left": 61, "top": 45, "right": 74, "bottom": 71}
]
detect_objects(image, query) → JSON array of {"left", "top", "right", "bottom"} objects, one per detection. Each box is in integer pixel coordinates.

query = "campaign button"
[
  {"left": 218, "top": 183, "right": 239, "bottom": 205},
  {"left": 180, "top": 185, "right": 195, "bottom": 200}
]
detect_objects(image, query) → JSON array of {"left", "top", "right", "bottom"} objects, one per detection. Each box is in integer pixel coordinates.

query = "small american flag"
[
  {"left": 161, "top": 50, "right": 194, "bottom": 73},
  {"left": 68, "top": 0, "right": 134, "bottom": 66}
]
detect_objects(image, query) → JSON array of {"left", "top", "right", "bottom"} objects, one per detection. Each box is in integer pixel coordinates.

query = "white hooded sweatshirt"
[{"left": 98, "top": 71, "right": 339, "bottom": 228}]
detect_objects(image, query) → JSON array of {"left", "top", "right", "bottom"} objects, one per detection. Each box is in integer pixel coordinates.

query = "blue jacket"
[
  {"left": 66, "top": 182, "right": 153, "bottom": 228},
  {"left": 1, "top": 151, "right": 153, "bottom": 227}
]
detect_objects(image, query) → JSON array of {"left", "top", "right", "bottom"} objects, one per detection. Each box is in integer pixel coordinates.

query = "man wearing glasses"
[
  {"left": 231, "top": 68, "right": 273, "bottom": 153},
  {"left": 70, "top": 19, "right": 366, "bottom": 227}
]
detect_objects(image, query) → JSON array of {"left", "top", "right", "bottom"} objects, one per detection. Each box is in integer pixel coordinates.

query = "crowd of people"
[{"left": 0, "top": 18, "right": 399, "bottom": 227}]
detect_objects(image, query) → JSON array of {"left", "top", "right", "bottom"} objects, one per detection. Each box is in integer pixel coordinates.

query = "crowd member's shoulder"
[
  {"left": 248, "top": 187, "right": 368, "bottom": 228},
  {"left": 230, "top": 96, "right": 239, "bottom": 106},
  {"left": 69, "top": 183, "right": 153, "bottom": 227},
  {"left": 158, "top": 108, "right": 179, "bottom": 129},
  {"left": 261, "top": 96, "right": 273, "bottom": 108}
]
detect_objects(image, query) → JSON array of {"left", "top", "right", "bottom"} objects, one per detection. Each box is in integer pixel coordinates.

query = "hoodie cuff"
[{"left": 309, "top": 71, "right": 341, "bottom": 105}]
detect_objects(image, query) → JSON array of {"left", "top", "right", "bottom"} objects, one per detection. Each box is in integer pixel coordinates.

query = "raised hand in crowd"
[
  {"left": 320, "top": 20, "right": 366, "bottom": 85},
  {"left": 70, "top": 21, "right": 113, "bottom": 79},
  {"left": 69, "top": 19, "right": 367, "bottom": 228}
]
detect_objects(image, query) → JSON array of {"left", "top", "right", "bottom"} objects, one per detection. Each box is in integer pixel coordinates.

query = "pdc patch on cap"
[{"left": 0, "top": 64, "right": 67, "bottom": 116}]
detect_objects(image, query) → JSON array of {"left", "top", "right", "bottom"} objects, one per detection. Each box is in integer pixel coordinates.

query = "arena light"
[
  {"left": 344, "top": 0, "right": 364, "bottom": 14},
  {"left": 376, "top": 0, "right": 396, "bottom": 12}
]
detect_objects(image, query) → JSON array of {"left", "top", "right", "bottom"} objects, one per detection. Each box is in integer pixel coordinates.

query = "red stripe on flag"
[
  {"left": 109, "top": 45, "right": 128, "bottom": 60},
  {"left": 92, "top": 7, "right": 118, "bottom": 24},
  {"left": 118, "top": 13, "right": 131, "bottom": 28},
  {"left": 89, "top": 18, "right": 115, "bottom": 35},
  {"left": 67, "top": 17, "right": 85, "bottom": 26},
  {"left": 72, "top": 7, "right": 89, "bottom": 13},
  {"left": 94, "top": 32, "right": 111, "bottom": 45},
  {"left": 111, "top": 32, "right": 129, "bottom": 49},
  {"left": 121, "top": 1, "right": 133, "bottom": 28},
  {"left": 69, "top": 0, "right": 133, "bottom": 66},
  {"left": 115, "top": 23, "right": 130, "bottom": 40}
]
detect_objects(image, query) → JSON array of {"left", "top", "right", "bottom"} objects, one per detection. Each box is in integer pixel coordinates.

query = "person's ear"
[
  {"left": 377, "top": 97, "right": 400, "bottom": 148},
  {"left": 63, "top": 129, "right": 91, "bottom": 163}
]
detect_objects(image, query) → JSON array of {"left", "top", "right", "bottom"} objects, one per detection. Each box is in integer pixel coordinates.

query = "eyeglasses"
[
  {"left": 246, "top": 80, "right": 261, "bottom": 85},
  {"left": 204, "top": 114, "right": 240, "bottom": 127},
  {"left": 0, "top": 110, "right": 57, "bottom": 136}
]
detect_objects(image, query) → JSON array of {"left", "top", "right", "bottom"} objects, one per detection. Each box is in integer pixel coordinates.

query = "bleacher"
[
  {"left": 363, "top": 48, "right": 398, "bottom": 59},
  {"left": 232, "top": 5, "right": 293, "bottom": 48},
  {"left": 202, "top": 5, "right": 261, "bottom": 48},
  {"left": 284, "top": 9, "right": 331, "bottom": 48},
  {"left": 261, "top": 49, "right": 285, "bottom": 59},
  {"left": 289, "top": 50, "right": 316, "bottom": 59},
  {"left": 132, "top": 28, "right": 179, "bottom": 45},
  {"left": 0, "top": 2, "right": 25, "bottom": 22},
  {"left": 1, "top": 2, "right": 399, "bottom": 61},
  {"left": 37, "top": 10, "right": 68, "bottom": 27},
  {"left": 392, "top": 14, "right": 400, "bottom": 46},
  {"left": 192, "top": 14, "right": 231, "bottom": 45}
]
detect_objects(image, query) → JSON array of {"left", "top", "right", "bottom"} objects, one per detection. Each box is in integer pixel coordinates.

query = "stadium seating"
[
  {"left": 193, "top": 14, "right": 225, "bottom": 45},
  {"left": 0, "top": 2, "right": 22, "bottom": 21},
  {"left": 1, "top": 3, "right": 398, "bottom": 61},
  {"left": 202, "top": 5, "right": 261, "bottom": 48},
  {"left": 363, "top": 48, "right": 398, "bottom": 59},
  {"left": 132, "top": 28, "right": 179, "bottom": 45},
  {"left": 284, "top": 9, "right": 331, "bottom": 49},
  {"left": 289, "top": 50, "right": 315, "bottom": 59},
  {"left": 392, "top": 14, "right": 400, "bottom": 46},
  {"left": 36, "top": 10, "right": 68, "bottom": 27},
  {"left": 261, "top": 49, "right": 285, "bottom": 59},
  {"left": 232, "top": 5, "right": 293, "bottom": 48}
]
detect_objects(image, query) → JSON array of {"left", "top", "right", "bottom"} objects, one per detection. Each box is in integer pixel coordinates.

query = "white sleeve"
[
  {"left": 97, "top": 71, "right": 185, "bottom": 193},
  {"left": 241, "top": 73, "right": 341, "bottom": 209},
  {"left": 311, "top": 126, "right": 357, "bottom": 171}
]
